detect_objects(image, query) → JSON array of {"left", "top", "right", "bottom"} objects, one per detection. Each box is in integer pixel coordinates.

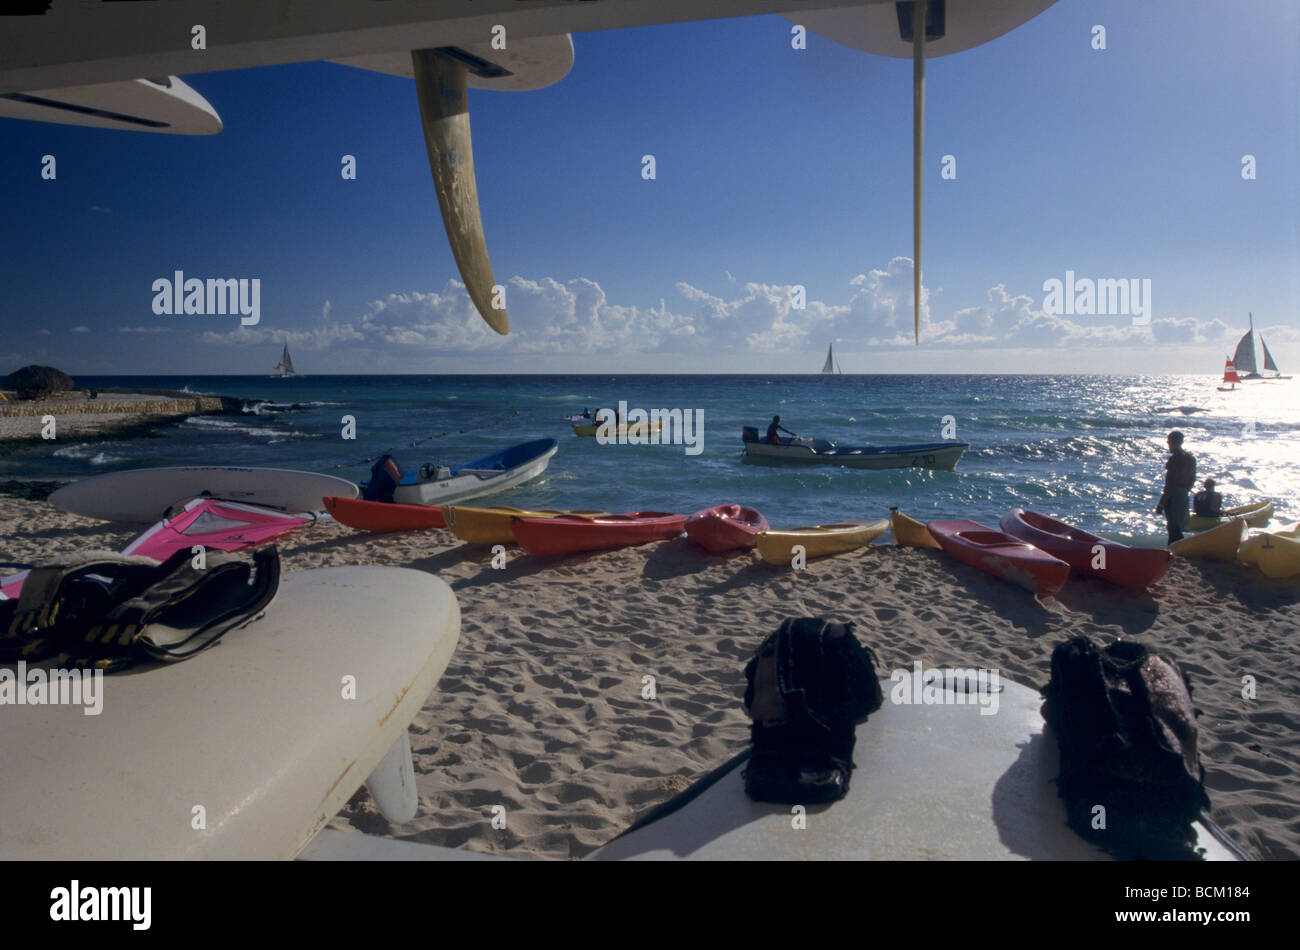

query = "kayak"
[
  {"left": 755, "top": 520, "right": 888, "bottom": 566},
  {"left": 999, "top": 508, "right": 1172, "bottom": 589},
  {"left": 511, "top": 512, "right": 686, "bottom": 557},
  {"left": 889, "top": 508, "right": 941, "bottom": 549},
  {"left": 443, "top": 505, "right": 606, "bottom": 545},
  {"left": 684, "top": 504, "right": 770, "bottom": 554},
  {"left": 324, "top": 496, "right": 447, "bottom": 532},
  {"left": 928, "top": 519, "right": 1070, "bottom": 596},
  {"left": 1188, "top": 499, "right": 1273, "bottom": 532},
  {"left": 1237, "top": 527, "right": 1300, "bottom": 578},
  {"left": 1170, "top": 518, "right": 1245, "bottom": 561}
]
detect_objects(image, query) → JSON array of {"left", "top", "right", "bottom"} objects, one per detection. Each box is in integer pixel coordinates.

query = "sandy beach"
[{"left": 2, "top": 488, "right": 1296, "bottom": 861}]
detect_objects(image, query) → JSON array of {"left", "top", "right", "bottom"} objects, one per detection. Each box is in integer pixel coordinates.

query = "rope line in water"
[{"left": 329, "top": 408, "right": 522, "bottom": 469}]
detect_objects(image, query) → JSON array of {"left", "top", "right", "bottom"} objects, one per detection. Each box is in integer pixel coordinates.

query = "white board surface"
[
  {"left": 587, "top": 679, "right": 1241, "bottom": 861},
  {"left": 0, "top": 566, "right": 459, "bottom": 860},
  {"left": 47, "top": 466, "right": 359, "bottom": 523},
  {"left": 0, "top": 76, "right": 221, "bottom": 134}
]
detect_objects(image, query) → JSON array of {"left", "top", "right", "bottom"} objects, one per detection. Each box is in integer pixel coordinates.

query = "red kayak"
[
  {"left": 685, "top": 504, "right": 769, "bottom": 554},
  {"left": 927, "top": 519, "right": 1070, "bottom": 596},
  {"left": 512, "top": 512, "right": 686, "bottom": 557},
  {"left": 324, "top": 496, "right": 446, "bottom": 532},
  {"left": 999, "top": 509, "right": 1172, "bottom": 589}
]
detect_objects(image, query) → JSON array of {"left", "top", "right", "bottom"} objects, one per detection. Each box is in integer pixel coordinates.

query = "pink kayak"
[
  {"left": 999, "top": 509, "right": 1172, "bottom": 589},
  {"left": 685, "top": 504, "right": 769, "bottom": 554},
  {"left": 928, "top": 519, "right": 1071, "bottom": 596},
  {"left": 512, "top": 512, "right": 686, "bottom": 557},
  {"left": 2, "top": 497, "right": 308, "bottom": 600}
]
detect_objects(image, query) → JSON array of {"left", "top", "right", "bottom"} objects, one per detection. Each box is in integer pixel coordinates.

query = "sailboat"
[
  {"left": 820, "top": 344, "right": 842, "bottom": 375},
  {"left": 271, "top": 340, "right": 300, "bottom": 378},
  {"left": 1217, "top": 358, "right": 1240, "bottom": 391},
  {"left": 1230, "top": 313, "right": 1290, "bottom": 381}
]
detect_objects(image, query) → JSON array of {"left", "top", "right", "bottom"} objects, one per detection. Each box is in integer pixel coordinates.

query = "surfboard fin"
[{"left": 411, "top": 48, "right": 510, "bottom": 335}]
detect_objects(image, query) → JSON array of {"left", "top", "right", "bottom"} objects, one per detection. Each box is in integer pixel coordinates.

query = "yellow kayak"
[
  {"left": 571, "top": 420, "right": 664, "bottom": 438},
  {"left": 1170, "top": 518, "right": 1245, "bottom": 561},
  {"left": 1188, "top": 499, "right": 1273, "bottom": 532},
  {"left": 1238, "top": 527, "right": 1300, "bottom": 578},
  {"left": 442, "top": 506, "right": 606, "bottom": 544},
  {"left": 755, "top": 519, "right": 889, "bottom": 566},
  {"left": 890, "top": 508, "right": 941, "bottom": 549}
]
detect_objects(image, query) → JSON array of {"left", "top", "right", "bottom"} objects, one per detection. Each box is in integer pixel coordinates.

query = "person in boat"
[
  {"left": 582, "top": 408, "right": 592, "bottom": 419},
  {"left": 1193, "top": 478, "right": 1224, "bottom": 518},
  {"left": 1154, "top": 430, "right": 1197, "bottom": 543},
  {"left": 766, "top": 415, "right": 797, "bottom": 444}
]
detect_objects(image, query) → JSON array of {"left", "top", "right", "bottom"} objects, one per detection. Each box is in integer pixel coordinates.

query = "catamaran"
[
  {"left": 271, "top": 341, "right": 300, "bottom": 378},
  {"left": 1230, "top": 313, "right": 1290, "bottom": 381},
  {"left": 820, "top": 344, "right": 842, "bottom": 375}
]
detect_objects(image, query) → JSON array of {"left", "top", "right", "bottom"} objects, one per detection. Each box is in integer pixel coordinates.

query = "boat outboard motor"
[
  {"left": 742, "top": 426, "right": 759, "bottom": 443},
  {"left": 418, "top": 462, "right": 452, "bottom": 482},
  {"left": 363, "top": 454, "right": 403, "bottom": 503}
]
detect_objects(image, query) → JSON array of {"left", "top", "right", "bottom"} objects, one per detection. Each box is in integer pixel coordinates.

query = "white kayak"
[
  {"left": 0, "top": 566, "right": 459, "bottom": 860},
  {"left": 47, "top": 466, "right": 359, "bottom": 523}
]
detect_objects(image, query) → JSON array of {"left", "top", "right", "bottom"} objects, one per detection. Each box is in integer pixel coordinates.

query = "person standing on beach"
[{"left": 1155, "top": 430, "right": 1197, "bottom": 543}]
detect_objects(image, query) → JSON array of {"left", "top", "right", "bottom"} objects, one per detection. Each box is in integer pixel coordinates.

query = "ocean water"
[{"left": 3, "top": 374, "right": 1297, "bottom": 542}]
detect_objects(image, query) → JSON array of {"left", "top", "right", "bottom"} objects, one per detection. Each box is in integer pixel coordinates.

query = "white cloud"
[
  {"left": 118, "top": 326, "right": 171, "bottom": 334},
  {"left": 70, "top": 326, "right": 90, "bottom": 333}
]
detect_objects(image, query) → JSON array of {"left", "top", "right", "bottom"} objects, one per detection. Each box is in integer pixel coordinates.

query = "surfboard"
[
  {"left": 0, "top": 76, "right": 221, "bottom": 134},
  {"left": 47, "top": 466, "right": 359, "bottom": 523},
  {"left": 0, "top": 565, "right": 460, "bottom": 860},
  {"left": 586, "top": 678, "right": 1243, "bottom": 861}
]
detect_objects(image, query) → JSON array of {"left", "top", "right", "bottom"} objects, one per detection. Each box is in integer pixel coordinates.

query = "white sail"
[
  {"left": 1261, "top": 336, "right": 1280, "bottom": 374},
  {"left": 1231, "top": 328, "right": 1257, "bottom": 376},
  {"left": 821, "top": 344, "right": 835, "bottom": 374},
  {"left": 273, "top": 342, "right": 297, "bottom": 377}
]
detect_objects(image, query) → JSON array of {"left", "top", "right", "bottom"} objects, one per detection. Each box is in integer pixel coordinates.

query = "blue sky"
[{"left": 2, "top": 0, "right": 1297, "bottom": 375}]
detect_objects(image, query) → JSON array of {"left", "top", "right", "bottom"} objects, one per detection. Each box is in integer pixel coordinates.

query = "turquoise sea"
[{"left": 3, "top": 374, "right": 1297, "bottom": 542}]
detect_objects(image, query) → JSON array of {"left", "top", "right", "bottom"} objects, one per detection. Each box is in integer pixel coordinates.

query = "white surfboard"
[
  {"left": 47, "top": 466, "right": 359, "bottom": 523},
  {"left": 0, "top": 76, "right": 221, "bottom": 134},
  {"left": 586, "top": 678, "right": 1243, "bottom": 861},
  {"left": 0, "top": 565, "right": 459, "bottom": 860}
]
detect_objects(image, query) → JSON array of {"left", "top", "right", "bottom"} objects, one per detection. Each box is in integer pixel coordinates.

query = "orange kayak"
[
  {"left": 928, "top": 519, "right": 1070, "bottom": 596},
  {"left": 512, "top": 512, "right": 686, "bottom": 556},
  {"left": 324, "top": 496, "right": 446, "bottom": 532}
]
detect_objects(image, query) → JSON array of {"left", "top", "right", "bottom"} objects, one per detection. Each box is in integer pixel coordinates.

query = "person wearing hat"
[
  {"left": 1193, "top": 478, "right": 1224, "bottom": 519},
  {"left": 1155, "top": 430, "right": 1197, "bottom": 543}
]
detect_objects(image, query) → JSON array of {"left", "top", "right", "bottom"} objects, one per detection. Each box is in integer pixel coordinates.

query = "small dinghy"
[
  {"left": 1000, "top": 508, "right": 1172, "bottom": 589},
  {"left": 365, "top": 439, "right": 558, "bottom": 507},
  {"left": 741, "top": 429, "right": 967, "bottom": 471},
  {"left": 928, "top": 519, "right": 1070, "bottom": 596},
  {"left": 685, "top": 504, "right": 769, "bottom": 554},
  {"left": 511, "top": 512, "right": 686, "bottom": 557}
]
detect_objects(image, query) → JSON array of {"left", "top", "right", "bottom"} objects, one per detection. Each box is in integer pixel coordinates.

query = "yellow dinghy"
[
  {"left": 1238, "top": 525, "right": 1300, "bottom": 579},
  {"left": 890, "top": 508, "right": 941, "bottom": 549},
  {"left": 1170, "top": 518, "right": 1245, "bottom": 561},
  {"left": 1188, "top": 500, "right": 1273, "bottom": 532},
  {"left": 571, "top": 420, "right": 664, "bottom": 438},
  {"left": 755, "top": 519, "right": 889, "bottom": 566},
  {"left": 443, "top": 505, "right": 605, "bottom": 544}
]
